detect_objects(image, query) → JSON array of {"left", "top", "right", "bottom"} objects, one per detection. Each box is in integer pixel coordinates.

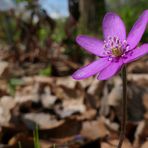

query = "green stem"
[{"left": 117, "top": 65, "right": 127, "bottom": 148}]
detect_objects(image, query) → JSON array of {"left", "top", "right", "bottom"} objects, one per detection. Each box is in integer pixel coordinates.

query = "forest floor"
[{"left": 0, "top": 45, "right": 147, "bottom": 148}]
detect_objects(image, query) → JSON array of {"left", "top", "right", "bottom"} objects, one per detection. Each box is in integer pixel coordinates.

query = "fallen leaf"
[
  {"left": 22, "top": 113, "right": 63, "bottom": 129},
  {"left": 141, "top": 141, "right": 148, "bottom": 148},
  {"left": 101, "top": 139, "right": 132, "bottom": 148},
  {"left": 81, "top": 117, "right": 109, "bottom": 140}
]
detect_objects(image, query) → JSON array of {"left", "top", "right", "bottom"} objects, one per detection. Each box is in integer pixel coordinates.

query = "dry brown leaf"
[
  {"left": 108, "top": 85, "right": 122, "bottom": 107},
  {"left": 141, "top": 141, "right": 148, "bottom": 148},
  {"left": 77, "top": 109, "right": 96, "bottom": 120},
  {"left": 128, "top": 58, "right": 148, "bottom": 73},
  {"left": 34, "top": 76, "right": 54, "bottom": 84},
  {"left": 0, "top": 96, "right": 16, "bottom": 125},
  {"left": 0, "top": 61, "right": 9, "bottom": 77},
  {"left": 101, "top": 139, "right": 132, "bottom": 148},
  {"left": 142, "top": 93, "right": 148, "bottom": 111},
  {"left": 55, "top": 98, "right": 86, "bottom": 118},
  {"left": 15, "top": 83, "right": 40, "bottom": 103},
  {"left": 22, "top": 113, "right": 63, "bottom": 129},
  {"left": 56, "top": 76, "right": 77, "bottom": 89},
  {"left": 39, "top": 118, "right": 82, "bottom": 139},
  {"left": 78, "top": 77, "right": 94, "bottom": 88},
  {"left": 41, "top": 86, "right": 57, "bottom": 108},
  {"left": 80, "top": 117, "right": 109, "bottom": 140}
]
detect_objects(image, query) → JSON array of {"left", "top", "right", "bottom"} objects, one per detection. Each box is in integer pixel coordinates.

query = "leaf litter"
[{"left": 0, "top": 47, "right": 147, "bottom": 148}]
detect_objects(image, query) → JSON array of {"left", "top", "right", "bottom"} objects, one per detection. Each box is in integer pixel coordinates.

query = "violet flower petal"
[
  {"left": 97, "top": 60, "right": 123, "bottom": 80},
  {"left": 127, "top": 10, "right": 148, "bottom": 50},
  {"left": 76, "top": 35, "right": 105, "bottom": 57},
  {"left": 102, "top": 12, "right": 126, "bottom": 41},
  {"left": 72, "top": 58, "right": 111, "bottom": 80},
  {"left": 123, "top": 44, "right": 148, "bottom": 64}
]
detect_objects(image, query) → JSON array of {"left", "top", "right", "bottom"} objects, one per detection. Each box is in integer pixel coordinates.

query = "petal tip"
[
  {"left": 76, "top": 35, "right": 84, "bottom": 43},
  {"left": 71, "top": 71, "right": 83, "bottom": 80},
  {"left": 103, "top": 12, "right": 120, "bottom": 20},
  {"left": 127, "top": 10, "right": 148, "bottom": 49},
  {"left": 103, "top": 11, "right": 126, "bottom": 41},
  {"left": 143, "top": 9, "right": 148, "bottom": 14},
  {"left": 71, "top": 73, "right": 78, "bottom": 80}
]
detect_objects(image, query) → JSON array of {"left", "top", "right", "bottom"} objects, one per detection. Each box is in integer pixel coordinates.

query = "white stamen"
[{"left": 103, "top": 36, "right": 130, "bottom": 58}]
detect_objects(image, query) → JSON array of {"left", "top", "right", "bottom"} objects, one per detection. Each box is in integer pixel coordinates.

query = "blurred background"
[{"left": 0, "top": 0, "right": 147, "bottom": 148}]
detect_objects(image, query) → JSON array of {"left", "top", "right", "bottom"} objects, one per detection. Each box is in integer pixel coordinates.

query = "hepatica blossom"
[{"left": 72, "top": 10, "right": 148, "bottom": 80}]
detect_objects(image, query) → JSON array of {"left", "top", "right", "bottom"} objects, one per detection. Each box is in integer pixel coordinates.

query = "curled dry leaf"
[
  {"left": 108, "top": 84, "right": 122, "bottom": 107},
  {"left": 104, "top": 118, "right": 119, "bottom": 132},
  {"left": 15, "top": 83, "right": 40, "bottom": 103},
  {"left": 79, "top": 77, "right": 94, "bottom": 88},
  {"left": 0, "top": 96, "right": 16, "bottom": 125},
  {"left": 41, "top": 86, "right": 57, "bottom": 108},
  {"left": 39, "top": 118, "right": 82, "bottom": 139},
  {"left": 0, "top": 61, "right": 9, "bottom": 77},
  {"left": 128, "top": 59, "right": 148, "bottom": 73},
  {"left": 80, "top": 117, "right": 109, "bottom": 140},
  {"left": 22, "top": 113, "right": 64, "bottom": 129},
  {"left": 77, "top": 109, "right": 96, "bottom": 120},
  {"left": 128, "top": 74, "right": 148, "bottom": 87},
  {"left": 56, "top": 76, "right": 77, "bottom": 89},
  {"left": 86, "top": 79, "right": 105, "bottom": 109},
  {"left": 134, "top": 120, "right": 145, "bottom": 140},
  {"left": 55, "top": 98, "right": 86, "bottom": 118},
  {"left": 52, "top": 84, "right": 84, "bottom": 101}
]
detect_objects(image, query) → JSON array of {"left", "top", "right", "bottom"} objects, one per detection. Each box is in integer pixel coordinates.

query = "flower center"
[
  {"left": 103, "top": 36, "right": 129, "bottom": 59},
  {"left": 111, "top": 47, "right": 123, "bottom": 57}
]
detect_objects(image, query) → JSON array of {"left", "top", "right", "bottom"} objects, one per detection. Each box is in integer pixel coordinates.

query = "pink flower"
[{"left": 72, "top": 10, "right": 148, "bottom": 80}]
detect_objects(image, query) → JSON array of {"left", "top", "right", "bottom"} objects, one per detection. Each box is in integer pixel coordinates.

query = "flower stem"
[{"left": 117, "top": 65, "right": 127, "bottom": 148}]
